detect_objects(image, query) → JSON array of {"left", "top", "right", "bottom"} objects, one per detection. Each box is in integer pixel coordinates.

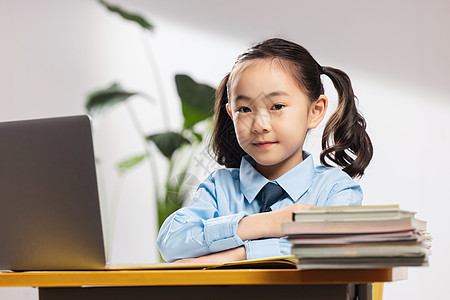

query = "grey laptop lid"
[{"left": 0, "top": 115, "right": 106, "bottom": 271}]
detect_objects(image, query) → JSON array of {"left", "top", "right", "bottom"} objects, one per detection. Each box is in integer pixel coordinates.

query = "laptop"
[{"left": 0, "top": 115, "right": 106, "bottom": 271}]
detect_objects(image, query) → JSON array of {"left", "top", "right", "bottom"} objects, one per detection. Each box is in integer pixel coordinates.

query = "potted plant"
[{"left": 86, "top": 0, "right": 216, "bottom": 235}]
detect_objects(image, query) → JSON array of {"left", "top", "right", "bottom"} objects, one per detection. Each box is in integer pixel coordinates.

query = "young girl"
[{"left": 157, "top": 38, "right": 373, "bottom": 263}]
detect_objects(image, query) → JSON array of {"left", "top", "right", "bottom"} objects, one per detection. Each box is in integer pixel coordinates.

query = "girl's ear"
[
  {"left": 226, "top": 103, "right": 233, "bottom": 118},
  {"left": 308, "top": 95, "right": 328, "bottom": 129}
]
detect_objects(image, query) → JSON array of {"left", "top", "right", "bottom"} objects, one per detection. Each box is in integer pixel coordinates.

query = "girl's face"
[{"left": 226, "top": 59, "right": 327, "bottom": 179}]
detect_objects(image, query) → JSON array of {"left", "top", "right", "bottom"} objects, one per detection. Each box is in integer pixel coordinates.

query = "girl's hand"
[
  {"left": 278, "top": 202, "right": 315, "bottom": 220},
  {"left": 237, "top": 203, "right": 315, "bottom": 241},
  {"left": 172, "top": 246, "right": 246, "bottom": 264}
]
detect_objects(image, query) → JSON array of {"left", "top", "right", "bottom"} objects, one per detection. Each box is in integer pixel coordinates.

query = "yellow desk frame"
[{"left": 0, "top": 268, "right": 407, "bottom": 300}]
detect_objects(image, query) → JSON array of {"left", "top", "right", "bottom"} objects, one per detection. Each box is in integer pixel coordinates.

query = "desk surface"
[{"left": 0, "top": 268, "right": 407, "bottom": 288}]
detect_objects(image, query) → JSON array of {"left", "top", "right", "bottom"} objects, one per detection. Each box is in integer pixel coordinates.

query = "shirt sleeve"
[
  {"left": 156, "top": 174, "right": 246, "bottom": 262},
  {"left": 325, "top": 180, "right": 363, "bottom": 206},
  {"left": 243, "top": 238, "right": 291, "bottom": 260}
]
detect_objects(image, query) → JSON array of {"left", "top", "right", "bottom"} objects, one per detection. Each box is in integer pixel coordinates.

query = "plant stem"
[
  {"left": 125, "top": 101, "right": 161, "bottom": 201},
  {"left": 165, "top": 134, "right": 200, "bottom": 206},
  {"left": 140, "top": 29, "right": 170, "bottom": 129}
]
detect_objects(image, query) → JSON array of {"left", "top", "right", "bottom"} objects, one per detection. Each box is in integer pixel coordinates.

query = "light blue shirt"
[{"left": 157, "top": 152, "right": 362, "bottom": 262}]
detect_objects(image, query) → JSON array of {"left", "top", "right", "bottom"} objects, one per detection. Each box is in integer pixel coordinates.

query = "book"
[
  {"left": 291, "top": 242, "right": 426, "bottom": 258},
  {"left": 282, "top": 216, "right": 426, "bottom": 234},
  {"left": 282, "top": 205, "right": 430, "bottom": 269},
  {"left": 106, "top": 255, "right": 298, "bottom": 270},
  {"left": 293, "top": 205, "right": 416, "bottom": 222},
  {"left": 296, "top": 255, "right": 428, "bottom": 269},
  {"left": 288, "top": 230, "right": 421, "bottom": 245}
]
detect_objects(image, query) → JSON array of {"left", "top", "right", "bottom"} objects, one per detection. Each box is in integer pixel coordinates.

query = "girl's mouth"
[{"left": 253, "top": 141, "right": 277, "bottom": 149}]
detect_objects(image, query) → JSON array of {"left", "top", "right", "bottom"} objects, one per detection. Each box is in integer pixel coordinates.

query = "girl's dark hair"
[{"left": 212, "top": 38, "right": 373, "bottom": 178}]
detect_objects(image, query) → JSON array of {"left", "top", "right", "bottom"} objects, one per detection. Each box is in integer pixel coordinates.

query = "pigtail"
[
  {"left": 211, "top": 73, "right": 246, "bottom": 168},
  {"left": 320, "top": 66, "right": 373, "bottom": 178}
]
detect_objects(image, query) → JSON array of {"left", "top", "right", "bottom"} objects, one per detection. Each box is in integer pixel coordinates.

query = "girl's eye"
[
  {"left": 271, "top": 104, "right": 284, "bottom": 110},
  {"left": 237, "top": 107, "right": 251, "bottom": 113}
]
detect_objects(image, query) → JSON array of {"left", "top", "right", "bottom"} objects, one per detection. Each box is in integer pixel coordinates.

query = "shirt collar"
[
  {"left": 239, "top": 151, "right": 316, "bottom": 203},
  {"left": 239, "top": 156, "right": 268, "bottom": 203}
]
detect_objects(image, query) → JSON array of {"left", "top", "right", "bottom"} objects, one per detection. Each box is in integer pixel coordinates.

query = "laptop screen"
[{"left": 0, "top": 115, "right": 106, "bottom": 271}]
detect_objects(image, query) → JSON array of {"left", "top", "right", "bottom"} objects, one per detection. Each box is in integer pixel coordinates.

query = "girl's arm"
[
  {"left": 174, "top": 246, "right": 246, "bottom": 264},
  {"left": 171, "top": 203, "right": 312, "bottom": 264},
  {"left": 157, "top": 203, "right": 246, "bottom": 262},
  {"left": 237, "top": 202, "right": 314, "bottom": 241},
  {"left": 157, "top": 174, "right": 248, "bottom": 263}
]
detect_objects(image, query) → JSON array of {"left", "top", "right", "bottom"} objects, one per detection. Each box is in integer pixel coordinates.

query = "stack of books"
[{"left": 281, "top": 205, "right": 430, "bottom": 269}]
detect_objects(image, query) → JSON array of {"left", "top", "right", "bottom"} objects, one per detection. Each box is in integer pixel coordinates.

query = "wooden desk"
[{"left": 0, "top": 268, "right": 407, "bottom": 300}]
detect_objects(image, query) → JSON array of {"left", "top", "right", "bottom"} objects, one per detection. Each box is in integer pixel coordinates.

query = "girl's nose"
[{"left": 251, "top": 111, "right": 271, "bottom": 133}]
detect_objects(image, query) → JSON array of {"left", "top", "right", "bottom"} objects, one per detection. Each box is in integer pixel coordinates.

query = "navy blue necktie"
[{"left": 257, "top": 182, "right": 286, "bottom": 212}]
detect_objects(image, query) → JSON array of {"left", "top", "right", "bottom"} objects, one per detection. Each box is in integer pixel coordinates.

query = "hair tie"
[{"left": 321, "top": 66, "right": 327, "bottom": 74}]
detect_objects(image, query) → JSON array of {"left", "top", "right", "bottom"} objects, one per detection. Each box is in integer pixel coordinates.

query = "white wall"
[{"left": 1, "top": 0, "right": 449, "bottom": 299}]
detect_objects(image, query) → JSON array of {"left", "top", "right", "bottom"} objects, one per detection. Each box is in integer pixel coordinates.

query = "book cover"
[{"left": 282, "top": 217, "right": 426, "bottom": 234}]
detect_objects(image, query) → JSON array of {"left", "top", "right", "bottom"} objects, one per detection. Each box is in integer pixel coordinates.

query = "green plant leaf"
[
  {"left": 157, "top": 169, "right": 188, "bottom": 228},
  {"left": 158, "top": 196, "right": 183, "bottom": 228},
  {"left": 147, "top": 131, "right": 190, "bottom": 159},
  {"left": 175, "top": 74, "right": 215, "bottom": 129},
  {"left": 192, "top": 131, "right": 203, "bottom": 142},
  {"left": 98, "top": 0, "right": 154, "bottom": 31},
  {"left": 86, "top": 82, "right": 138, "bottom": 116},
  {"left": 117, "top": 153, "right": 149, "bottom": 174}
]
